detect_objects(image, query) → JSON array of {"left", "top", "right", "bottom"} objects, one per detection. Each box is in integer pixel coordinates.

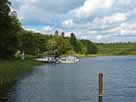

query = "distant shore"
[{"left": 73, "top": 53, "right": 136, "bottom": 58}]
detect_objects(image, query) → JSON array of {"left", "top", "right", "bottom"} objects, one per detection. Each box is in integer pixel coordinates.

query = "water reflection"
[{"left": 0, "top": 83, "right": 16, "bottom": 102}]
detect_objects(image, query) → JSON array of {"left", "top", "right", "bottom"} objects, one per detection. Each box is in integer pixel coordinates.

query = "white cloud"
[
  {"left": 11, "top": 0, "right": 84, "bottom": 25},
  {"left": 87, "top": 30, "right": 97, "bottom": 34},
  {"left": 117, "top": 0, "right": 131, "bottom": 5},
  {"left": 87, "top": 12, "right": 128, "bottom": 31},
  {"left": 64, "top": 32, "right": 72, "bottom": 37},
  {"left": 103, "top": 13, "right": 128, "bottom": 24},
  {"left": 120, "top": 22, "right": 136, "bottom": 36},
  {"left": 96, "top": 35, "right": 103, "bottom": 40},
  {"left": 43, "top": 26, "right": 52, "bottom": 34},
  {"left": 22, "top": 26, "right": 41, "bottom": 33},
  {"left": 95, "top": 34, "right": 112, "bottom": 41},
  {"left": 70, "top": 0, "right": 115, "bottom": 17},
  {"left": 62, "top": 19, "right": 74, "bottom": 28},
  {"left": 10, "top": 0, "right": 136, "bottom": 42}
]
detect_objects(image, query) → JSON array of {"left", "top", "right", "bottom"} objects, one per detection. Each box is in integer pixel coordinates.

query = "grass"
[
  {"left": 96, "top": 43, "right": 136, "bottom": 55},
  {"left": 0, "top": 59, "right": 42, "bottom": 86}
]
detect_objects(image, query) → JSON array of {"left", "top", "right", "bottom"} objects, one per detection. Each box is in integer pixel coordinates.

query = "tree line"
[
  {"left": 0, "top": 0, "right": 97, "bottom": 59},
  {"left": 17, "top": 30, "right": 97, "bottom": 58},
  {"left": 97, "top": 43, "right": 136, "bottom": 55}
]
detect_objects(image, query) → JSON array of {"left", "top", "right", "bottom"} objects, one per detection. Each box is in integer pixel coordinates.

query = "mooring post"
[{"left": 98, "top": 73, "right": 103, "bottom": 102}]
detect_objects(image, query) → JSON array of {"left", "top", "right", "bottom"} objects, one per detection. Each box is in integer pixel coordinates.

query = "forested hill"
[{"left": 96, "top": 43, "right": 136, "bottom": 55}]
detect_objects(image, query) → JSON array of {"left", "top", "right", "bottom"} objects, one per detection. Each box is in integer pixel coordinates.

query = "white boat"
[
  {"left": 59, "top": 56, "right": 80, "bottom": 64},
  {"left": 36, "top": 57, "right": 58, "bottom": 63},
  {"left": 36, "top": 58, "right": 49, "bottom": 62}
]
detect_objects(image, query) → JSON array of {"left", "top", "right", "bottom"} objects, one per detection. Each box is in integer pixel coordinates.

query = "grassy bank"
[
  {"left": 0, "top": 60, "right": 42, "bottom": 86},
  {"left": 73, "top": 53, "right": 136, "bottom": 58},
  {"left": 97, "top": 43, "right": 136, "bottom": 55}
]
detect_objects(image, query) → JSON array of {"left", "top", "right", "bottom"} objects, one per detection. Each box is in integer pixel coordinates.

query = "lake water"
[{"left": 3, "top": 56, "right": 136, "bottom": 102}]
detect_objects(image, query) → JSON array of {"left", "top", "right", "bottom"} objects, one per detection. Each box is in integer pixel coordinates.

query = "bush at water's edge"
[{"left": 0, "top": 60, "right": 43, "bottom": 86}]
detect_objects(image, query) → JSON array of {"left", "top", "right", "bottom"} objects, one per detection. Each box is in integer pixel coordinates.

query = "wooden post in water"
[{"left": 98, "top": 73, "right": 103, "bottom": 102}]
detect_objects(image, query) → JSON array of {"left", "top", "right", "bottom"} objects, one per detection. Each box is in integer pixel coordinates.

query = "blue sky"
[{"left": 10, "top": 0, "right": 136, "bottom": 42}]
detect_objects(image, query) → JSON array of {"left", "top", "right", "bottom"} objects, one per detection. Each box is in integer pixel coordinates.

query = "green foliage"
[
  {"left": 79, "top": 41, "right": 88, "bottom": 54},
  {"left": 0, "top": 60, "right": 42, "bottom": 86},
  {"left": 61, "top": 32, "right": 65, "bottom": 37},
  {"left": 0, "top": 0, "right": 21, "bottom": 59},
  {"left": 18, "top": 31, "right": 36, "bottom": 54},
  {"left": 70, "top": 33, "right": 78, "bottom": 51},
  {"left": 64, "top": 39, "right": 73, "bottom": 51},
  {"left": 18, "top": 30, "right": 49, "bottom": 55},
  {"left": 55, "top": 30, "right": 59, "bottom": 36},
  {"left": 97, "top": 43, "right": 136, "bottom": 55},
  {"left": 47, "top": 35, "right": 65, "bottom": 57},
  {"left": 79, "top": 40, "right": 97, "bottom": 54},
  {"left": 46, "top": 33, "right": 97, "bottom": 57}
]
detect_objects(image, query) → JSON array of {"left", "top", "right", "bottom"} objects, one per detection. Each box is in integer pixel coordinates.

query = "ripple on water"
[{"left": 5, "top": 56, "right": 136, "bottom": 102}]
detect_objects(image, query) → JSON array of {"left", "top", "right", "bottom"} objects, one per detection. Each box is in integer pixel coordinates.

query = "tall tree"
[
  {"left": 47, "top": 35, "right": 65, "bottom": 57},
  {"left": 70, "top": 33, "right": 79, "bottom": 52},
  {"left": 18, "top": 31, "right": 36, "bottom": 55},
  {"left": 18, "top": 31, "right": 49, "bottom": 55},
  {"left": 0, "top": 0, "right": 21, "bottom": 59},
  {"left": 55, "top": 30, "right": 59, "bottom": 36},
  {"left": 61, "top": 32, "right": 65, "bottom": 37}
]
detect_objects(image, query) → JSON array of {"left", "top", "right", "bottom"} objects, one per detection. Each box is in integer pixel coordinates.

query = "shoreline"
[
  {"left": 0, "top": 54, "right": 135, "bottom": 85},
  {"left": 0, "top": 59, "right": 43, "bottom": 86},
  {"left": 75, "top": 54, "right": 136, "bottom": 58}
]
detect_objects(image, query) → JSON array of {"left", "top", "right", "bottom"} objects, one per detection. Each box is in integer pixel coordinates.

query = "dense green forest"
[
  {"left": 16, "top": 30, "right": 97, "bottom": 58},
  {"left": 97, "top": 43, "right": 136, "bottom": 55}
]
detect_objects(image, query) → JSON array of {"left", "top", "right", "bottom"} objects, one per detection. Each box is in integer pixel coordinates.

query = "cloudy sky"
[{"left": 10, "top": 0, "right": 136, "bottom": 42}]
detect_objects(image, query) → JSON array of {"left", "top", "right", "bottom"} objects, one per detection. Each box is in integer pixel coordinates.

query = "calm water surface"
[{"left": 8, "top": 56, "right": 136, "bottom": 102}]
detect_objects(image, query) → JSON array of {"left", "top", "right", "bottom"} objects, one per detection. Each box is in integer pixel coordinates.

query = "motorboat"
[{"left": 59, "top": 56, "right": 80, "bottom": 64}]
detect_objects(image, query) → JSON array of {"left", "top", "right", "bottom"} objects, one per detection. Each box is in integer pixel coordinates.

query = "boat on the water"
[
  {"left": 36, "top": 56, "right": 80, "bottom": 64},
  {"left": 36, "top": 57, "right": 58, "bottom": 63},
  {"left": 58, "top": 56, "right": 80, "bottom": 64}
]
